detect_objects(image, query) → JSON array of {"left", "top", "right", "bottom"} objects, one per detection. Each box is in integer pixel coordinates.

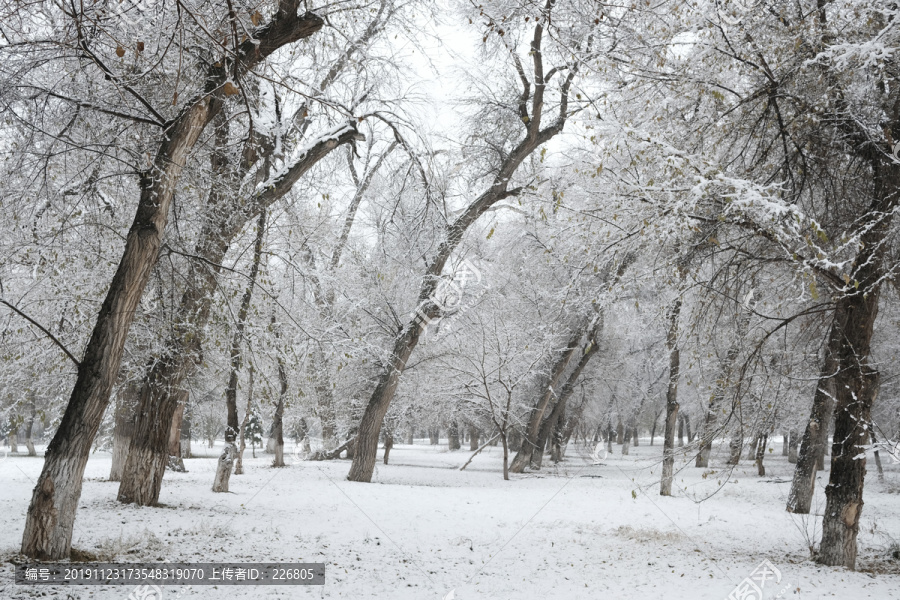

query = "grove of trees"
[{"left": 0, "top": 0, "right": 898, "bottom": 573}]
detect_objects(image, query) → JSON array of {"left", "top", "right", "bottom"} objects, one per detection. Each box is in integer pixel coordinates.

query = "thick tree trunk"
[
  {"left": 786, "top": 315, "right": 841, "bottom": 514},
  {"left": 616, "top": 420, "right": 624, "bottom": 445},
  {"left": 685, "top": 413, "right": 693, "bottom": 443},
  {"left": 534, "top": 327, "right": 600, "bottom": 470},
  {"left": 19, "top": 51, "right": 239, "bottom": 552},
  {"left": 819, "top": 367, "right": 877, "bottom": 569},
  {"left": 511, "top": 330, "right": 584, "bottom": 472},
  {"left": 347, "top": 326, "right": 421, "bottom": 481},
  {"left": 17, "top": 67, "right": 244, "bottom": 550},
  {"left": 677, "top": 413, "right": 685, "bottom": 447},
  {"left": 819, "top": 316, "right": 880, "bottom": 567},
  {"left": 428, "top": 427, "right": 439, "bottom": 445},
  {"left": 661, "top": 298, "right": 681, "bottom": 497},
  {"left": 533, "top": 404, "right": 559, "bottom": 469},
  {"left": 622, "top": 423, "right": 632, "bottom": 455},
  {"left": 817, "top": 161, "right": 895, "bottom": 569}
]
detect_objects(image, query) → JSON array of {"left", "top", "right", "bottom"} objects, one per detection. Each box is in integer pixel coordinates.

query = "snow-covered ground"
[{"left": 1, "top": 440, "right": 899, "bottom": 599}]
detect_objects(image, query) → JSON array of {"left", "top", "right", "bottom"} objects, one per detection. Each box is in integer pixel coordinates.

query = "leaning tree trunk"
[
  {"left": 786, "top": 313, "right": 841, "bottom": 514},
  {"left": 535, "top": 333, "right": 600, "bottom": 469},
  {"left": 347, "top": 323, "right": 421, "bottom": 481},
  {"left": 511, "top": 329, "right": 583, "bottom": 472},
  {"left": 118, "top": 123, "right": 359, "bottom": 505},
  {"left": 109, "top": 14, "right": 337, "bottom": 509},
  {"left": 661, "top": 297, "right": 681, "bottom": 497},
  {"left": 13, "top": 14, "right": 322, "bottom": 546},
  {"left": 347, "top": 25, "right": 576, "bottom": 482}
]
